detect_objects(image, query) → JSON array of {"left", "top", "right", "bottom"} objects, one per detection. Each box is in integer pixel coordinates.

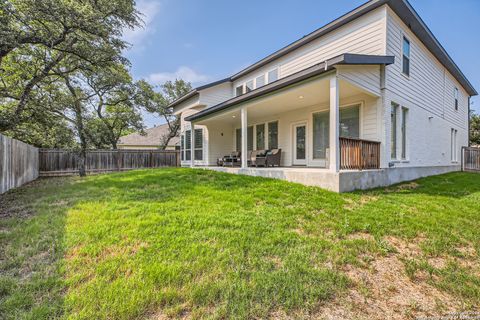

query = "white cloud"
[
  {"left": 123, "top": 0, "right": 161, "bottom": 50},
  {"left": 147, "top": 66, "right": 210, "bottom": 85}
]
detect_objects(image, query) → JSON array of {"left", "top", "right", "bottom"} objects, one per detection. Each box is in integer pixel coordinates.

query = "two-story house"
[{"left": 170, "top": 0, "right": 477, "bottom": 192}]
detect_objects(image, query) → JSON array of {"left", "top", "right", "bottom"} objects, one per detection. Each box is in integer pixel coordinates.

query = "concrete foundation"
[{"left": 197, "top": 165, "right": 461, "bottom": 192}]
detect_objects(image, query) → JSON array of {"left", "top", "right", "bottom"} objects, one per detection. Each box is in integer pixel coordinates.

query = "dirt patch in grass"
[
  {"left": 315, "top": 255, "right": 459, "bottom": 320},
  {"left": 343, "top": 195, "right": 379, "bottom": 211},
  {"left": 0, "top": 191, "right": 34, "bottom": 218}
]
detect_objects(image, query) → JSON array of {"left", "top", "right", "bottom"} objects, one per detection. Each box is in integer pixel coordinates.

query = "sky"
[{"left": 123, "top": 0, "right": 480, "bottom": 127}]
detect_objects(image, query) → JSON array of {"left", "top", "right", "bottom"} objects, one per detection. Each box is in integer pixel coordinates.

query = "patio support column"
[
  {"left": 329, "top": 74, "right": 340, "bottom": 172},
  {"left": 190, "top": 122, "right": 195, "bottom": 168},
  {"left": 241, "top": 107, "right": 248, "bottom": 169}
]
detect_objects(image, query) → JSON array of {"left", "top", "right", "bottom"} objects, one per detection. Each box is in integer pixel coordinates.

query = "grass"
[{"left": 0, "top": 169, "right": 479, "bottom": 319}]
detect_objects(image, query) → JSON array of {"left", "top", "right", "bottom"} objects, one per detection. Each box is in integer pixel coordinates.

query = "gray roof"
[
  {"left": 118, "top": 124, "right": 180, "bottom": 147},
  {"left": 170, "top": 0, "right": 476, "bottom": 110},
  {"left": 186, "top": 54, "right": 395, "bottom": 122}
]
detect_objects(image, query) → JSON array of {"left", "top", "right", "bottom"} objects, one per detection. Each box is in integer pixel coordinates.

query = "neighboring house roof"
[
  {"left": 186, "top": 54, "right": 395, "bottom": 122},
  {"left": 170, "top": 0, "right": 476, "bottom": 111},
  {"left": 118, "top": 124, "right": 180, "bottom": 147}
]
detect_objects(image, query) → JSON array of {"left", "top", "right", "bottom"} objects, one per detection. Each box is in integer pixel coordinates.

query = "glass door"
[{"left": 293, "top": 123, "right": 307, "bottom": 165}]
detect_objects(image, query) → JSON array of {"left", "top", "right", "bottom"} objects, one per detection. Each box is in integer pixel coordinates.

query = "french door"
[{"left": 293, "top": 123, "right": 307, "bottom": 165}]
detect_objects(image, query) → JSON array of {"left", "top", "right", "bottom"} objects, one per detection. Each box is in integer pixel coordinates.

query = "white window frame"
[
  {"left": 309, "top": 101, "right": 364, "bottom": 167},
  {"left": 391, "top": 102, "right": 399, "bottom": 160},
  {"left": 401, "top": 35, "right": 411, "bottom": 77},
  {"left": 233, "top": 67, "right": 280, "bottom": 96},
  {"left": 401, "top": 107, "right": 408, "bottom": 160},
  {"left": 454, "top": 87, "right": 459, "bottom": 111}
]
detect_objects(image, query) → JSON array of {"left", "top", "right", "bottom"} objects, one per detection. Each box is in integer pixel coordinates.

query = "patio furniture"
[
  {"left": 256, "top": 149, "right": 282, "bottom": 167},
  {"left": 248, "top": 150, "right": 267, "bottom": 167},
  {"left": 222, "top": 151, "right": 241, "bottom": 167}
]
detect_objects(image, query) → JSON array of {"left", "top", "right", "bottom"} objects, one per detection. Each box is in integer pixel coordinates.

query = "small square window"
[
  {"left": 255, "top": 75, "right": 265, "bottom": 88},
  {"left": 268, "top": 69, "right": 278, "bottom": 83},
  {"left": 246, "top": 80, "right": 254, "bottom": 93},
  {"left": 235, "top": 85, "right": 244, "bottom": 97}
]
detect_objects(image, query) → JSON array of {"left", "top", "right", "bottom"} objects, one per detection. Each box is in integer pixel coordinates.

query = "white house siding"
[
  {"left": 199, "top": 82, "right": 233, "bottom": 107},
  {"left": 384, "top": 7, "right": 469, "bottom": 168},
  {"left": 337, "top": 65, "right": 382, "bottom": 97},
  {"left": 206, "top": 123, "right": 234, "bottom": 165},
  {"left": 232, "top": 6, "right": 387, "bottom": 90}
]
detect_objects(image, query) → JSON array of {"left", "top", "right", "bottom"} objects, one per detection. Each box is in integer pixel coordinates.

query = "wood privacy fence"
[
  {"left": 340, "top": 137, "right": 381, "bottom": 170},
  {"left": 39, "top": 149, "right": 180, "bottom": 176},
  {"left": 463, "top": 147, "right": 480, "bottom": 172},
  {"left": 0, "top": 134, "right": 39, "bottom": 194}
]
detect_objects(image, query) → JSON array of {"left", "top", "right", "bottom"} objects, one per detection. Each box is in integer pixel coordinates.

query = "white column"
[
  {"left": 329, "top": 75, "right": 340, "bottom": 172},
  {"left": 190, "top": 122, "right": 195, "bottom": 168},
  {"left": 241, "top": 107, "right": 248, "bottom": 169}
]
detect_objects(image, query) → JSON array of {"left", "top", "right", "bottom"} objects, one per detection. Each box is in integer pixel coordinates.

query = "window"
[
  {"left": 185, "top": 130, "right": 191, "bottom": 161},
  {"left": 236, "top": 127, "right": 254, "bottom": 151},
  {"left": 194, "top": 128, "right": 203, "bottom": 160},
  {"left": 236, "top": 128, "right": 241, "bottom": 151},
  {"left": 454, "top": 88, "right": 459, "bottom": 111},
  {"left": 268, "top": 121, "right": 278, "bottom": 149},
  {"left": 180, "top": 135, "right": 185, "bottom": 161},
  {"left": 256, "top": 124, "right": 265, "bottom": 150},
  {"left": 235, "top": 85, "right": 244, "bottom": 97},
  {"left": 312, "top": 111, "right": 329, "bottom": 159},
  {"left": 402, "top": 37, "right": 410, "bottom": 76},
  {"left": 311, "top": 106, "right": 360, "bottom": 160},
  {"left": 255, "top": 74, "right": 265, "bottom": 88},
  {"left": 391, "top": 103, "right": 398, "bottom": 159},
  {"left": 268, "top": 69, "right": 278, "bottom": 83},
  {"left": 248, "top": 126, "right": 254, "bottom": 151},
  {"left": 246, "top": 80, "right": 254, "bottom": 93},
  {"left": 401, "top": 107, "right": 408, "bottom": 159},
  {"left": 339, "top": 105, "right": 360, "bottom": 138},
  {"left": 451, "top": 128, "right": 458, "bottom": 162}
]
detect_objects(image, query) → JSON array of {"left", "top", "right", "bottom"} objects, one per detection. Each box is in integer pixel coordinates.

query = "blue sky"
[{"left": 123, "top": 0, "right": 480, "bottom": 127}]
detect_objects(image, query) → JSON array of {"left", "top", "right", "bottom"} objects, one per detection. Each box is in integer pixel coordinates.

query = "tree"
[
  {"left": 0, "top": 0, "right": 141, "bottom": 131},
  {"left": 471, "top": 112, "right": 480, "bottom": 146},
  {"left": 138, "top": 79, "right": 192, "bottom": 149},
  {"left": 84, "top": 65, "right": 144, "bottom": 149}
]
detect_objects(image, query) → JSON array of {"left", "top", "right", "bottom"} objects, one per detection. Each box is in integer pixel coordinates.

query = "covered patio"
[{"left": 181, "top": 54, "right": 394, "bottom": 189}]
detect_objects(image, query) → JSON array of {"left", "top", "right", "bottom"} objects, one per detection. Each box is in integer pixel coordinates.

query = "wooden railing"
[{"left": 340, "top": 137, "right": 381, "bottom": 170}]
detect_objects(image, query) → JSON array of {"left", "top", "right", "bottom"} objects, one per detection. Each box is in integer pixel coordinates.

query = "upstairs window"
[
  {"left": 268, "top": 69, "right": 278, "bottom": 83},
  {"left": 255, "top": 74, "right": 265, "bottom": 88},
  {"left": 235, "top": 85, "right": 244, "bottom": 97},
  {"left": 402, "top": 37, "right": 410, "bottom": 76},
  {"left": 454, "top": 87, "right": 459, "bottom": 111},
  {"left": 246, "top": 80, "right": 254, "bottom": 93}
]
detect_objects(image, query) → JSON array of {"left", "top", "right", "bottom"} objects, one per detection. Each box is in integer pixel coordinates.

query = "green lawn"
[{"left": 0, "top": 169, "right": 479, "bottom": 319}]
